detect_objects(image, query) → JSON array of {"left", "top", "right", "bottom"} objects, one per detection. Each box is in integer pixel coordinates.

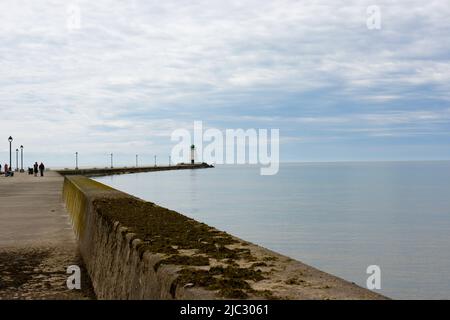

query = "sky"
[{"left": 0, "top": 0, "right": 449, "bottom": 167}]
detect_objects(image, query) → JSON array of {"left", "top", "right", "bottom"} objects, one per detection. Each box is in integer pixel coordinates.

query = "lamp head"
[{"left": 8, "top": 136, "right": 13, "bottom": 142}]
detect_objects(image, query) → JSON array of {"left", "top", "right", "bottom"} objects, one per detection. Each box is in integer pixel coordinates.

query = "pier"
[
  {"left": 0, "top": 165, "right": 386, "bottom": 300},
  {"left": 56, "top": 163, "right": 213, "bottom": 177}
]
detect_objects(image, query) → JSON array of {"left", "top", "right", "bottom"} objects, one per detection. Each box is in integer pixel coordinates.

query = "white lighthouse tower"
[{"left": 190, "top": 144, "right": 195, "bottom": 165}]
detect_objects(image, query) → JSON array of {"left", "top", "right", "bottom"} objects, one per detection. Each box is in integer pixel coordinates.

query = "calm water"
[{"left": 95, "top": 162, "right": 450, "bottom": 299}]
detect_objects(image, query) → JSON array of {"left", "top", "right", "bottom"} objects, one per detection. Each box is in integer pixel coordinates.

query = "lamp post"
[
  {"left": 169, "top": 156, "right": 171, "bottom": 167},
  {"left": 20, "top": 145, "right": 24, "bottom": 172},
  {"left": 15, "top": 149, "right": 19, "bottom": 171},
  {"left": 154, "top": 155, "right": 157, "bottom": 167},
  {"left": 110, "top": 153, "right": 113, "bottom": 168},
  {"left": 75, "top": 152, "right": 78, "bottom": 170},
  {"left": 8, "top": 136, "right": 13, "bottom": 169},
  {"left": 136, "top": 154, "right": 138, "bottom": 167}
]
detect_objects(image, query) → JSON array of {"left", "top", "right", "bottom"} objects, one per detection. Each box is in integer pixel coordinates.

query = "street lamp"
[
  {"left": 20, "top": 145, "right": 24, "bottom": 172},
  {"left": 15, "top": 149, "right": 18, "bottom": 171},
  {"left": 75, "top": 152, "right": 78, "bottom": 170},
  {"left": 136, "top": 154, "right": 138, "bottom": 167},
  {"left": 8, "top": 136, "right": 13, "bottom": 168},
  {"left": 169, "top": 155, "right": 171, "bottom": 167},
  {"left": 110, "top": 153, "right": 113, "bottom": 168},
  {"left": 154, "top": 155, "right": 157, "bottom": 167}
]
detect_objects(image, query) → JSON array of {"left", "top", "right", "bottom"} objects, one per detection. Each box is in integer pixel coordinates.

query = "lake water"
[{"left": 94, "top": 161, "right": 450, "bottom": 299}]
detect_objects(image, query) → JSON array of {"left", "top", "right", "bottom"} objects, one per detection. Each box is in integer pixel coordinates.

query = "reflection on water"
[{"left": 95, "top": 161, "right": 450, "bottom": 299}]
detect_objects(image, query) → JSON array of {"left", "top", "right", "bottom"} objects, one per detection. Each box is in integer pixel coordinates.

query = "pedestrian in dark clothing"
[
  {"left": 4, "top": 164, "right": 13, "bottom": 177},
  {"left": 33, "top": 162, "right": 38, "bottom": 177},
  {"left": 39, "top": 162, "right": 45, "bottom": 177}
]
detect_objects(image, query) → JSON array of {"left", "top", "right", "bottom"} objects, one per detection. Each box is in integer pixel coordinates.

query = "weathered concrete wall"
[
  {"left": 62, "top": 176, "right": 215, "bottom": 299},
  {"left": 62, "top": 175, "right": 387, "bottom": 300}
]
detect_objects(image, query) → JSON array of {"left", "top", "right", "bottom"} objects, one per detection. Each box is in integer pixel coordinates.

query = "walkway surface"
[{"left": 0, "top": 171, "right": 95, "bottom": 299}]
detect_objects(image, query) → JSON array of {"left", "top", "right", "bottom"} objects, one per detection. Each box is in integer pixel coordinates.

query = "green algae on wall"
[{"left": 92, "top": 197, "right": 271, "bottom": 299}]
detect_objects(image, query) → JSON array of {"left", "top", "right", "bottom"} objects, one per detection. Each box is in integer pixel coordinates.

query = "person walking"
[
  {"left": 33, "top": 162, "right": 38, "bottom": 177},
  {"left": 39, "top": 162, "right": 45, "bottom": 177},
  {"left": 4, "top": 164, "right": 8, "bottom": 177}
]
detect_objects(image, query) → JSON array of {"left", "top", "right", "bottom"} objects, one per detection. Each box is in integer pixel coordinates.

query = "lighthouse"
[{"left": 190, "top": 144, "right": 195, "bottom": 164}]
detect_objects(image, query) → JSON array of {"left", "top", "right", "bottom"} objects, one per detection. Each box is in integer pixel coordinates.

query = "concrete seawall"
[{"left": 62, "top": 174, "right": 386, "bottom": 300}]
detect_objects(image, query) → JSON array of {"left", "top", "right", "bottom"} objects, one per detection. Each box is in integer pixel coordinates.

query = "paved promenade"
[{"left": 0, "top": 171, "right": 94, "bottom": 299}]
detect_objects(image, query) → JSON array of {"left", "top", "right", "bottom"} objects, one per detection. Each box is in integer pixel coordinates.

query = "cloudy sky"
[{"left": 0, "top": 0, "right": 449, "bottom": 167}]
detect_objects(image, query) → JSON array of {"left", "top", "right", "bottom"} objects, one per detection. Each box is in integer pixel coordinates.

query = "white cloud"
[{"left": 0, "top": 0, "right": 449, "bottom": 163}]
